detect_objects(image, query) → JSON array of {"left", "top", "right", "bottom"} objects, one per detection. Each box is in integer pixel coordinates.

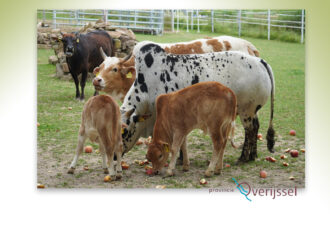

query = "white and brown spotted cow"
[
  {"left": 68, "top": 95, "right": 124, "bottom": 180},
  {"left": 92, "top": 36, "right": 260, "bottom": 101},
  {"left": 146, "top": 82, "right": 237, "bottom": 177},
  {"left": 121, "top": 43, "right": 275, "bottom": 162}
]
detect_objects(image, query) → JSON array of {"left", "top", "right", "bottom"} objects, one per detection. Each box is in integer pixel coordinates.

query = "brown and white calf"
[
  {"left": 146, "top": 82, "right": 237, "bottom": 177},
  {"left": 92, "top": 35, "right": 259, "bottom": 101},
  {"left": 68, "top": 95, "right": 124, "bottom": 180}
]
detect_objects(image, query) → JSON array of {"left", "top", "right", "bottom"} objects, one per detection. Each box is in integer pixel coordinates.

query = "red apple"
[
  {"left": 265, "top": 156, "right": 271, "bottom": 161},
  {"left": 300, "top": 148, "right": 305, "bottom": 153},
  {"left": 280, "top": 155, "right": 287, "bottom": 159},
  {"left": 257, "top": 133, "right": 263, "bottom": 140},
  {"left": 83, "top": 165, "right": 89, "bottom": 171},
  {"left": 164, "top": 163, "right": 169, "bottom": 167},
  {"left": 283, "top": 162, "right": 289, "bottom": 167},
  {"left": 135, "top": 140, "right": 143, "bottom": 146},
  {"left": 225, "top": 163, "right": 231, "bottom": 168},
  {"left": 121, "top": 161, "right": 129, "bottom": 170},
  {"left": 37, "top": 183, "right": 45, "bottom": 189},
  {"left": 289, "top": 130, "right": 296, "bottom": 136},
  {"left": 269, "top": 157, "right": 276, "bottom": 163},
  {"left": 285, "top": 148, "right": 291, "bottom": 153},
  {"left": 84, "top": 146, "right": 93, "bottom": 153},
  {"left": 144, "top": 165, "right": 152, "bottom": 170},
  {"left": 155, "top": 185, "right": 166, "bottom": 189},
  {"left": 260, "top": 170, "right": 267, "bottom": 178},
  {"left": 104, "top": 175, "right": 111, "bottom": 182},
  {"left": 146, "top": 169, "right": 153, "bottom": 175},
  {"left": 290, "top": 150, "right": 299, "bottom": 158},
  {"left": 200, "top": 178, "right": 208, "bottom": 185}
]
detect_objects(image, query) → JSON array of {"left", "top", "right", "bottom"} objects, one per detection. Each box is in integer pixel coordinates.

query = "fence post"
[
  {"left": 301, "top": 9, "right": 304, "bottom": 43},
  {"left": 191, "top": 10, "right": 193, "bottom": 30},
  {"left": 267, "top": 9, "right": 271, "bottom": 40},
  {"left": 186, "top": 10, "right": 189, "bottom": 32},
  {"left": 171, "top": 10, "right": 174, "bottom": 32},
  {"left": 177, "top": 10, "right": 179, "bottom": 32},
  {"left": 238, "top": 10, "right": 241, "bottom": 37},
  {"left": 103, "top": 10, "right": 108, "bottom": 23},
  {"left": 211, "top": 10, "right": 214, "bottom": 33},
  {"left": 43, "top": 10, "right": 45, "bottom": 21},
  {"left": 197, "top": 9, "right": 200, "bottom": 33},
  {"left": 53, "top": 10, "right": 56, "bottom": 29}
]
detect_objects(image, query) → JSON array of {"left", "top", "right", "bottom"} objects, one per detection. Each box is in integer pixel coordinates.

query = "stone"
[
  {"left": 114, "top": 39, "right": 122, "bottom": 49},
  {"left": 48, "top": 55, "right": 58, "bottom": 65},
  {"left": 56, "top": 63, "right": 64, "bottom": 77},
  {"left": 61, "top": 62, "right": 70, "bottom": 73},
  {"left": 107, "top": 31, "right": 122, "bottom": 39}
]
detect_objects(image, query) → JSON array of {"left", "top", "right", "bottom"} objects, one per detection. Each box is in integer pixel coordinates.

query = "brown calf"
[
  {"left": 146, "top": 82, "right": 237, "bottom": 177},
  {"left": 67, "top": 95, "right": 124, "bottom": 180}
]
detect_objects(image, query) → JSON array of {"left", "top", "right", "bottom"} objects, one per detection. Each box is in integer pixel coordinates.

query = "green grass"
[{"left": 37, "top": 31, "right": 305, "bottom": 188}]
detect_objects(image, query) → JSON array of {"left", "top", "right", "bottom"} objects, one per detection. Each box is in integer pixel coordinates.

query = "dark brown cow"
[{"left": 60, "top": 30, "right": 114, "bottom": 100}]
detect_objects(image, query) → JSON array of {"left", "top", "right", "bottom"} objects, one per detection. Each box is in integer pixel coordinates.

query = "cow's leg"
[
  {"left": 181, "top": 137, "right": 190, "bottom": 171},
  {"left": 215, "top": 124, "right": 230, "bottom": 175},
  {"left": 115, "top": 142, "right": 123, "bottom": 180},
  {"left": 71, "top": 72, "right": 80, "bottom": 100},
  {"left": 166, "top": 135, "right": 184, "bottom": 177},
  {"left": 249, "top": 115, "right": 260, "bottom": 161},
  {"left": 177, "top": 149, "right": 184, "bottom": 165},
  {"left": 80, "top": 70, "right": 88, "bottom": 101},
  {"left": 237, "top": 113, "right": 255, "bottom": 163},
  {"left": 205, "top": 131, "right": 222, "bottom": 177},
  {"left": 99, "top": 128, "right": 116, "bottom": 180},
  {"left": 99, "top": 144, "right": 109, "bottom": 174},
  {"left": 68, "top": 131, "right": 86, "bottom": 174}
]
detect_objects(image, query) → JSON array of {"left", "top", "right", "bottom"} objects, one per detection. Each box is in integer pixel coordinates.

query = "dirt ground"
[{"left": 37, "top": 125, "right": 305, "bottom": 189}]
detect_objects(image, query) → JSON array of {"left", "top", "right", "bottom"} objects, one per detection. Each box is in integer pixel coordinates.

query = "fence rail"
[{"left": 38, "top": 9, "right": 305, "bottom": 43}]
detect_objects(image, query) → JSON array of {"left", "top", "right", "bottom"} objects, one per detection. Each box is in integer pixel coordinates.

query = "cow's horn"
[
  {"left": 99, "top": 47, "right": 108, "bottom": 60},
  {"left": 123, "top": 52, "right": 132, "bottom": 62}
]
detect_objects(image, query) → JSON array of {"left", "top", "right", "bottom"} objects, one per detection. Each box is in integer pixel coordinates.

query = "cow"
[
  {"left": 92, "top": 35, "right": 259, "bottom": 101},
  {"left": 120, "top": 43, "right": 275, "bottom": 163},
  {"left": 146, "top": 82, "right": 237, "bottom": 177},
  {"left": 67, "top": 95, "right": 124, "bottom": 180},
  {"left": 60, "top": 30, "right": 114, "bottom": 100}
]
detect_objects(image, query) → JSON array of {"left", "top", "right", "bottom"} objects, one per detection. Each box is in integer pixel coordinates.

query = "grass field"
[{"left": 37, "top": 32, "right": 305, "bottom": 189}]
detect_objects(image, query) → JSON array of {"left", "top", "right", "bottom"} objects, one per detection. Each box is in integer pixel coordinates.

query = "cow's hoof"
[
  {"left": 103, "top": 168, "right": 109, "bottom": 174},
  {"left": 214, "top": 169, "right": 222, "bottom": 175},
  {"left": 67, "top": 168, "right": 75, "bottom": 174},
  {"left": 165, "top": 169, "right": 174, "bottom": 177},
  {"left": 116, "top": 173, "right": 122, "bottom": 180},
  {"left": 204, "top": 170, "right": 214, "bottom": 177},
  {"left": 182, "top": 165, "right": 190, "bottom": 172}
]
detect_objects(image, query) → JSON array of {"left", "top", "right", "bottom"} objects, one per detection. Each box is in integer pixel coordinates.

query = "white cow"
[{"left": 120, "top": 43, "right": 275, "bottom": 162}]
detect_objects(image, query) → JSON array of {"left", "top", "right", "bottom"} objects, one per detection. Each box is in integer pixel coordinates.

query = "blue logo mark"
[{"left": 232, "top": 178, "right": 252, "bottom": 202}]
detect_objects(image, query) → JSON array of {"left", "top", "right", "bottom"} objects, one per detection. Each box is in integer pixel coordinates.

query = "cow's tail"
[
  {"left": 261, "top": 59, "right": 275, "bottom": 153},
  {"left": 229, "top": 120, "right": 238, "bottom": 149}
]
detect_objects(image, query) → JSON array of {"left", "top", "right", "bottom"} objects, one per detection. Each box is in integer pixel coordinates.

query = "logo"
[
  {"left": 232, "top": 178, "right": 252, "bottom": 201},
  {"left": 232, "top": 178, "right": 298, "bottom": 201}
]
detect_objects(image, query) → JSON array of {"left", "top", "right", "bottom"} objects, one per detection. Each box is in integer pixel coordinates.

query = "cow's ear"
[
  {"left": 159, "top": 141, "right": 170, "bottom": 153},
  {"left": 93, "top": 67, "right": 100, "bottom": 75},
  {"left": 125, "top": 108, "right": 135, "bottom": 118},
  {"left": 121, "top": 67, "right": 135, "bottom": 79},
  {"left": 133, "top": 114, "right": 152, "bottom": 123}
]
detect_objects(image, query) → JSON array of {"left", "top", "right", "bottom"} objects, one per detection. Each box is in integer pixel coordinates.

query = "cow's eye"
[
  {"left": 112, "top": 68, "right": 118, "bottom": 72},
  {"left": 159, "top": 154, "right": 163, "bottom": 159}
]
